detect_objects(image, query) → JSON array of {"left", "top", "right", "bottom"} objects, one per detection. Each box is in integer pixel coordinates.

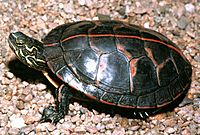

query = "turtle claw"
[{"left": 40, "top": 106, "right": 64, "bottom": 124}]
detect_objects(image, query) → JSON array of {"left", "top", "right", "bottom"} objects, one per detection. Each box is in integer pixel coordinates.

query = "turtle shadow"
[
  {"left": 71, "top": 89, "right": 188, "bottom": 120},
  {"left": 7, "top": 58, "right": 54, "bottom": 90}
]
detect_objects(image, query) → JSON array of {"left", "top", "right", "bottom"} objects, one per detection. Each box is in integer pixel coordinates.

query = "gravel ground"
[{"left": 0, "top": 0, "right": 200, "bottom": 135}]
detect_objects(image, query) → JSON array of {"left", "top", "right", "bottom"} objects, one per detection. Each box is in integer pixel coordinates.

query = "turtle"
[{"left": 8, "top": 20, "right": 192, "bottom": 124}]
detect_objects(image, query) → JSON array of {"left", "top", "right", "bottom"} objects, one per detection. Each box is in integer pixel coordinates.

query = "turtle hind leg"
[{"left": 40, "top": 84, "right": 72, "bottom": 124}]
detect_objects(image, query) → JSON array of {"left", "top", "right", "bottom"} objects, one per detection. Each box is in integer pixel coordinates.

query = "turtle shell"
[{"left": 43, "top": 21, "right": 192, "bottom": 112}]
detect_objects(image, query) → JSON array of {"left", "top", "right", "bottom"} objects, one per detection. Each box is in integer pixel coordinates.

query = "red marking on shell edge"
[
  {"left": 117, "top": 104, "right": 136, "bottom": 109},
  {"left": 100, "top": 100, "right": 116, "bottom": 106},
  {"left": 85, "top": 93, "right": 97, "bottom": 100}
]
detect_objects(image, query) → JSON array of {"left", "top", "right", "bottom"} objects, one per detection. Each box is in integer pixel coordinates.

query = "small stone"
[
  {"left": 96, "top": 123, "right": 105, "bottom": 131},
  {"left": 85, "top": 0, "right": 92, "bottom": 7},
  {"left": 105, "top": 130, "right": 112, "bottom": 135},
  {"left": 101, "top": 117, "right": 111, "bottom": 124},
  {"left": 194, "top": 55, "right": 200, "bottom": 63},
  {"left": 64, "top": 3, "right": 74, "bottom": 13},
  {"left": 20, "top": 125, "right": 36, "bottom": 134},
  {"left": 71, "top": 115, "right": 80, "bottom": 123},
  {"left": 0, "top": 114, "right": 8, "bottom": 127},
  {"left": 145, "top": 128, "right": 160, "bottom": 135},
  {"left": 51, "top": 129, "right": 61, "bottom": 135},
  {"left": 24, "top": 94, "right": 33, "bottom": 102},
  {"left": 117, "top": 7, "right": 126, "bottom": 16},
  {"left": 165, "top": 127, "right": 176, "bottom": 134},
  {"left": 97, "top": 13, "right": 111, "bottom": 21},
  {"left": 181, "top": 128, "right": 190, "bottom": 135},
  {"left": 144, "top": 22, "right": 150, "bottom": 28},
  {"left": 129, "top": 125, "right": 140, "bottom": 131},
  {"left": 106, "top": 123, "right": 114, "bottom": 129},
  {"left": 36, "top": 123, "right": 56, "bottom": 132},
  {"left": 24, "top": 115, "right": 37, "bottom": 124},
  {"left": 163, "top": 119, "right": 177, "bottom": 127},
  {"left": 36, "top": 83, "right": 46, "bottom": 91},
  {"left": 112, "top": 127, "right": 125, "bottom": 135},
  {"left": 177, "top": 16, "right": 190, "bottom": 29},
  {"left": 0, "top": 128, "right": 8, "bottom": 135},
  {"left": 86, "top": 126, "right": 98, "bottom": 134},
  {"left": 6, "top": 71, "right": 14, "bottom": 79},
  {"left": 92, "top": 115, "right": 101, "bottom": 124},
  {"left": 74, "top": 126, "right": 86, "bottom": 134},
  {"left": 58, "top": 3, "right": 64, "bottom": 9},
  {"left": 78, "top": 0, "right": 86, "bottom": 5},
  {"left": 119, "top": 117, "right": 128, "bottom": 127},
  {"left": 8, "top": 128, "right": 19, "bottom": 135},
  {"left": 10, "top": 117, "right": 26, "bottom": 128},
  {"left": 194, "top": 116, "right": 200, "bottom": 123},
  {"left": 185, "top": 3, "right": 195, "bottom": 13},
  {"left": 5, "top": 91, "right": 13, "bottom": 101},
  {"left": 16, "top": 100, "right": 24, "bottom": 110}
]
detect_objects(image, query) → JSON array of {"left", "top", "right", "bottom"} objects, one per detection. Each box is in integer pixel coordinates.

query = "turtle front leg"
[{"left": 40, "top": 84, "right": 72, "bottom": 124}]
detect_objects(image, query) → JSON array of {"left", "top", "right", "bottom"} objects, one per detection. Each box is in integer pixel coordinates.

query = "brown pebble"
[
  {"left": 24, "top": 115, "right": 37, "bottom": 124},
  {"left": 16, "top": 100, "right": 24, "bottom": 110}
]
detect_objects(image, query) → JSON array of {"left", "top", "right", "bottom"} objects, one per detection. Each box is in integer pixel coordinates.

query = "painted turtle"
[{"left": 8, "top": 20, "right": 192, "bottom": 123}]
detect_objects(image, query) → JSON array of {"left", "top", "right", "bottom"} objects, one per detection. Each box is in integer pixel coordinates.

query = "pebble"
[
  {"left": 36, "top": 83, "right": 47, "bottom": 91},
  {"left": 194, "top": 55, "right": 200, "bottom": 63},
  {"left": 74, "top": 126, "right": 86, "bottom": 134},
  {"left": 36, "top": 123, "right": 56, "bottom": 132},
  {"left": 96, "top": 123, "right": 105, "bottom": 131},
  {"left": 71, "top": 115, "right": 80, "bottom": 123},
  {"left": 24, "top": 94, "right": 33, "bottom": 102},
  {"left": 163, "top": 119, "right": 177, "bottom": 127},
  {"left": 86, "top": 125, "right": 98, "bottom": 134},
  {"left": 0, "top": 128, "right": 8, "bottom": 135},
  {"left": 112, "top": 127, "right": 125, "bottom": 135},
  {"left": 0, "top": 114, "right": 8, "bottom": 127},
  {"left": 165, "top": 127, "right": 176, "bottom": 134},
  {"left": 10, "top": 117, "right": 26, "bottom": 128},
  {"left": 92, "top": 115, "right": 101, "bottom": 124},
  {"left": 24, "top": 115, "right": 38, "bottom": 124},
  {"left": 185, "top": 3, "right": 195, "bottom": 13},
  {"left": 78, "top": 0, "right": 86, "bottom": 6},
  {"left": 177, "top": 16, "right": 190, "bottom": 29},
  {"left": 129, "top": 125, "right": 140, "bottom": 131},
  {"left": 5, "top": 71, "right": 14, "bottom": 79},
  {"left": 8, "top": 128, "right": 19, "bottom": 135},
  {"left": 16, "top": 100, "right": 25, "bottom": 110}
]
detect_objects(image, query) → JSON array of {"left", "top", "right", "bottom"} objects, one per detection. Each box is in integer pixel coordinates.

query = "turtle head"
[{"left": 8, "top": 32, "right": 47, "bottom": 71}]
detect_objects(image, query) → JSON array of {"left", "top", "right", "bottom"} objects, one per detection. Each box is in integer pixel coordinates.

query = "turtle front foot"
[{"left": 40, "top": 106, "right": 64, "bottom": 124}]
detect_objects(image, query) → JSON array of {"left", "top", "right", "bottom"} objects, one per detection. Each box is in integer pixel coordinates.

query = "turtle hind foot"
[{"left": 40, "top": 106, "right": 64, "bottom": 124}]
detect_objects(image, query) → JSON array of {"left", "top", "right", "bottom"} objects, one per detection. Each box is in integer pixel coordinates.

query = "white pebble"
[
  {"left": 144, "top": 22, "right": 150, "bottom": 28},
  {"left": 6, "top": 72, "right": 14, "bottom": 79},
  {"left": 59, "top": 3, "right": 64, "bottom": 9},
  {"left": 185, "top": 3, "right": 195, "bottom": 13},
  {"left": 36, "top": 83, "right": 47, "bottom": 91},
  {"left": 165, "top": 127, "right": 176, "bottom": 134},
  {"left": 11, "top": 117, "right": 26, "bottom": 128},
  {"left": 78, "top": 0, "right": 86, "bottom": 5}
]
